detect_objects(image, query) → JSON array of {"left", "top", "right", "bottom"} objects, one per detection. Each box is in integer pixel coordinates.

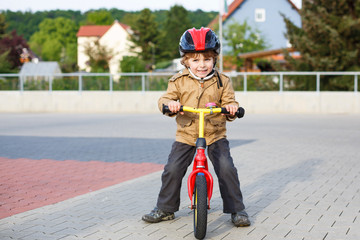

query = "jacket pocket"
[
  {"left": 207, "top": 118, "right": 226, "bottom": 133},
  {"left": 176, "top": 114, "right": 193, "bottom": 128},
  {"left": 208, "top": 118, "right": 225, "bottom": 127}
]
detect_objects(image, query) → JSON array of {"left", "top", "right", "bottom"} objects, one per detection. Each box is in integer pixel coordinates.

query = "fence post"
[
  {"left": 142, "top": 74, "right": 145, "bottom": 93},
  {"left": 279, "top": 73, "right": 283, "bottom": 93},
  {"left": 354, "top": 74, "right": 358, "bottom": 93},
  {"left": 79, "top": 73, "right": 82, "bottom": 93},
  {"left": 49, "top": 76, "right": 53, "bottom": 93},
  {"left": 316, "top": 73, "right": 320, "bottom": 93},
  {"left": 244, "top": 73, "right": 247, "bottom": 93},
  {"left": 109, "top": 74, "right": 113, "bottom": 92},
  {"left": 20, "top": 75, "right": 24, "bottom": 92}
]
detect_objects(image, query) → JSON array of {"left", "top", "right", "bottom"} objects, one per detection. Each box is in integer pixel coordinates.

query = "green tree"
[
  {"left": 108, "top": 9, "right": 128, "bottom": 22},
  {"left": 29, "top": 17, "right": 78, "bottom": 72},
  {"left": 130, "top": 8, "right": 160, "bottom": 68},
  {"left": 162, "top": 5, "right": 191, "bottom": 59},
  {"left": 85, "top": 10, "right": 114, "bottom": 25},
  {"left": 0, "top": 13, "right": 7, "bottom": 37},
  {"left": 4, "top": 10, "right": 84, "bottom": 41},
  {"left": 188, "top": 10, "right": 217, "bottom": 29},
  {"left": 223, "top": 21, "right": 267, "bottom": 71},
  {"left": 0, "top": 51, "right": 13, "bottom": 73},
  {"left": 120, "top": 56, "right": 146, "bottom": 72},
  {"left": 83, "top": 39, "right": 112, "bottom": 73},
  {"left": 120, "top": 12, "right": 138, "bottom": 27},
  {"left": 282, "top": 0, "right": 360, "bottom": 72}
]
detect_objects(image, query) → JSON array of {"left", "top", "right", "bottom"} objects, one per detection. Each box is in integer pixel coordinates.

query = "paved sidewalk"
[{"left": 0, "top": 113, "right": 360, "bottom": 240}]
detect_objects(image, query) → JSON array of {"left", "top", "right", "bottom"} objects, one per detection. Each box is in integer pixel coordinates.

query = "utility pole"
[{"left": 219, "top": 0, "right": 223, "bottom": 72}]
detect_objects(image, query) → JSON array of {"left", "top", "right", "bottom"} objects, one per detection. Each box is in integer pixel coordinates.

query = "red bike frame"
[{"left": 187, "top": 147, "right": 214, "bottom": 209}]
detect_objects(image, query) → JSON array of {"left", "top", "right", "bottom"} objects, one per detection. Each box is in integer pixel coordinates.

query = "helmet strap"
[{"left": 188, "top": 68, "right": 215, "bottom": 81}]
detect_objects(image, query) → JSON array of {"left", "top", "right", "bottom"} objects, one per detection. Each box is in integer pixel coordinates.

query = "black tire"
[{"left": 193, "top": 174, "right": 208, "bottom": 239}]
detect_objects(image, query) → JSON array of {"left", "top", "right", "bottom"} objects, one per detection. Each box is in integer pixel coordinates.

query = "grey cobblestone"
[{"left": 1, "top": 113, "right": 360, "bottom": 239}]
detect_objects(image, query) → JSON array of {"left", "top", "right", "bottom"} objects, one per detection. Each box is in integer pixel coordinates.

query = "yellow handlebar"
[
  {"left": 181, "top": 106, "right": 222, "bottom": 138},
  {"left": 162, "top": 104, "right": 245, "bottom": 138}
]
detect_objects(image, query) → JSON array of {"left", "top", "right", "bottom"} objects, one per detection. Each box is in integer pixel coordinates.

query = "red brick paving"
[{"left": 0, "top": 157, "right": 164, "bottom": 219}]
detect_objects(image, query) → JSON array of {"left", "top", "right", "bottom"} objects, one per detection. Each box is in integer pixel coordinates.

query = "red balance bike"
[{"left": 163, "top": 103, "right": 245, "bottom": 239}]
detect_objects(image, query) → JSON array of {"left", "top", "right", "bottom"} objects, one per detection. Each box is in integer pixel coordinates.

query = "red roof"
[
  {"left": 76, "top": 21, "right": 130, "bottom": 37},
  {"left": 208, "top": 0, "right": 299, "bottom": 28},
  {"left": 77, "top": 25, "right": 111, "bottom": 37}
]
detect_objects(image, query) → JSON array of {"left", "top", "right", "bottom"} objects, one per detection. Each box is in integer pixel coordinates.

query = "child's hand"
[
  {"left": 224, "top": 104, "right": 238, "bottom": 116},
  {"left": 168, "top": 101, "right": 184, "bottom": 115}
]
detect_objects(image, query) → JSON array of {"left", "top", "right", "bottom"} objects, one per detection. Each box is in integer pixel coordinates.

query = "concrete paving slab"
[{"left": 0, "top": 113, "right": 360, "bottom": 239}]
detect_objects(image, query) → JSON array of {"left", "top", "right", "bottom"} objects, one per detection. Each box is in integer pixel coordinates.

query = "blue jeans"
[{"left": 156, "top": 138, "right": 245, "bottom": 213}]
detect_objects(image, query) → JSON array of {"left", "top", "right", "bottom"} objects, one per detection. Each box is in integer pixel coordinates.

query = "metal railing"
[
  {"left": 0, "top": 71, "right": 358, "bottom": 93},
  {"left": 228, "top": 71, "right": 359, "bottom": 93}
]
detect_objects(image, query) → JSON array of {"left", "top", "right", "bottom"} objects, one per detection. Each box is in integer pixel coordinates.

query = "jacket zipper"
[{"left": 199, "top": 80, "right": 204, "bottom": 88}]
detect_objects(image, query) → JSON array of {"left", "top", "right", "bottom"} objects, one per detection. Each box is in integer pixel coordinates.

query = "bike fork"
[{"left": 187, "top": 138, "right": 214, "bottom": 209}]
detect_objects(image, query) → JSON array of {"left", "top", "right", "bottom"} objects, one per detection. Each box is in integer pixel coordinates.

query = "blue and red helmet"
[{"left": 179, "top": 27, "right": 220, "bottom": 57}]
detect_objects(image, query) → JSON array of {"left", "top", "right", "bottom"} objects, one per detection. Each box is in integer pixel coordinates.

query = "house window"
[{"left": 255, "top": 8, "right": 266, "bottom": 22}]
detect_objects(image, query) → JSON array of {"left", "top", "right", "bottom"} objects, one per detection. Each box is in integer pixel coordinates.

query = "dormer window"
[{"left": 255, "top": 8, "right": 266, "bottom": 22}]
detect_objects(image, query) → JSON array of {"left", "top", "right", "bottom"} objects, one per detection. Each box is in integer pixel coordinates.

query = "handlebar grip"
[
  {"left": 221, "top": 107, "right": 245, "bottom": 118},
  {"left": 162, "top": 104, "right": 183, "bottom": 115},
  {"left": 162, "top": 104, "right": 171, "bottom": 114}
]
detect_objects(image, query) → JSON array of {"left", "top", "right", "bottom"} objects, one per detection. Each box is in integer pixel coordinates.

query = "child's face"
[{"left": 187, "top": 54, "right": 214, "bottom": 78}]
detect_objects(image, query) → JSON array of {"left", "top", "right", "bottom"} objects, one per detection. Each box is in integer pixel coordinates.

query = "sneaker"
[
  {"left": 231, "top": 210, "right": 251, "bottom": 227},
  {"left": 142, "top": 207, "right": 175, "bottom": 223}
]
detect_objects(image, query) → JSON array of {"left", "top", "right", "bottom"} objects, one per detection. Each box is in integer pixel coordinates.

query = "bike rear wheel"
[{"left": 193, "top": 174, "right": 208, "bottom": 239}]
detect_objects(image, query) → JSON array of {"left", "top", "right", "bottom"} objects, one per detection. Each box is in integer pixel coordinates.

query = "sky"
[{"left": 1, "top": 0, "right": 302, "bottom": 12}]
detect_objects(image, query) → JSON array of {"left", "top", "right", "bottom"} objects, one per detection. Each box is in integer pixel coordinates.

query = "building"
[
  {"left": 18, "top": 61, "right": 62, "bottom": 86},
  {"left": 209, "top": 0, "right": 301, "bottom": 51},
  {"left": 20, "top": 62, "right": 61, "bottom": 77},
  {"left": 76, "top": 20, "right": 138, "bottom": 74}
]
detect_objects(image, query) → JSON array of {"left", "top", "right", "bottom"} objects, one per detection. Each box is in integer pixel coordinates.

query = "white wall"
[
  {"left": 1, "top": 91, "right": 359, "bottom": 114},
  {"left": 77, "top": 36, "right": 99, "bottom": 72}
]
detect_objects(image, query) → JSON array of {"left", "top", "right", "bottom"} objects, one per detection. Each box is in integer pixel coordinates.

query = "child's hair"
[{"left": 181, "top": 51, "right": 218, "bottom": 68}]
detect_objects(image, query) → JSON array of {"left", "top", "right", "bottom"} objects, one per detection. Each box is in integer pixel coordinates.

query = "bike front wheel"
[{"left": 193, "top": 173, "right": 208, "bottom": 240}]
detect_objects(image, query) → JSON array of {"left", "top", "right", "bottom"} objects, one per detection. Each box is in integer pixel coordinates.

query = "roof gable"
[{"left": 208, "top": 0, "right": 299, "bottom": 28}]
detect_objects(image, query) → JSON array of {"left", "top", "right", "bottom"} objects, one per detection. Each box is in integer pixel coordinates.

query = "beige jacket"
[{"left": 158, "top": 68, "right": 239, "bottom": 146}]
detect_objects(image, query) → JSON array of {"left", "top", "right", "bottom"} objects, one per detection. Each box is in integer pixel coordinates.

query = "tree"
[
  {"left": 120, "top": 12, "right": 139, "bottom": 28},
  {"left": 0, "top": 51, "right": 13, "bottom": 73},
  {"left": 120, "top": 56, "right": 146, "bottom": 72},
  {"left": 0, "top": 30, "right": 29, "bottom": 71},
  {"left": 3, "top": 10, "right": 84, "bottom": 41},
  {"left": 223, "top": 21, "right": 267, "bottom": 71},
  {"left": 0, "top": 13, "right": 21, "bottom": 73},
  {"left": 282, "top": 0, "right": 360, "bottom": 72},
  {"left": 29, "top": 17, "right": 78, "bottom": 72},
  {"left": 162, "top": 5, "right": 191, "bottom": 59},
  {"left": 188, "top": 10, "right": 217, "bottom": 29},
  {"left": 85, "top": 10, "right": 114, "bottom": 25},
  {"left": 129, "top": 8, "right": 160, "bottom": 68},
  {"left": 0, "top": 13, "right": 7, "bottom": 37},
  {"left": 83, "top": 39, "right": 112, "bottom": 73}
]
